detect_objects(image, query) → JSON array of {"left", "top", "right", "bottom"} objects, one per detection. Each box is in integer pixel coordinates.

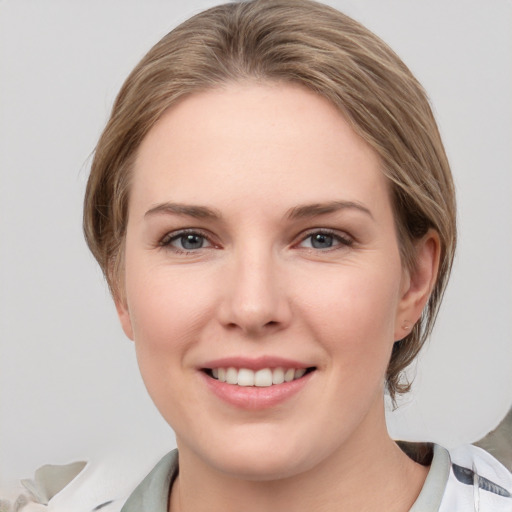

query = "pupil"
[
  {"left": 182, "top": 234, "right": 203, "bottom": 250},
  {"left": 312, "top": 233, "right": 333, "bottom": 249}
]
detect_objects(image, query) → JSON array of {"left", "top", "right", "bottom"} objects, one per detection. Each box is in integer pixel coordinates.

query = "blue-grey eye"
[
  {"left": 161, "top": 230, "right": 213, "bottom": 252},
  {"left": 310, "top": 233, "right": 335, "bottom": 249},
  {"left": 298, "top": 231, "right": 352, "bottom": 250},
  {"left": 178, "top": 234, "right": 206, "bottom": 250}
]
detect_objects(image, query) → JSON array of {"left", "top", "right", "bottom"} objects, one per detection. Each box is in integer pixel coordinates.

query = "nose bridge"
[{"left": 221, "top": 241, "right": 290, "bottom": 334}]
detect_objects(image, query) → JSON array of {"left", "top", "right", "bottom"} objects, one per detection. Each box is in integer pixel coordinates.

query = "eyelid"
[
  {"left": 159, "top": 228, "right": 217, "bottom": 250},
  {"left": 156, "top": 227, "right": 354, "bottom": 252},
  {"left": 295, "top": 228, "right": 354, "bottom": 249}
]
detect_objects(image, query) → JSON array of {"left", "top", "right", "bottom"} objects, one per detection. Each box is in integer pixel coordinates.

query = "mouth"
[{"left": 203, "top": 366, "right": 316, "bottom": 387}]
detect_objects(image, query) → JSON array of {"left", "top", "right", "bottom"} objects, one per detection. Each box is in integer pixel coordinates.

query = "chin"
[
  {"left": 211, "top": 449, "right": 311, "bottom": 482},
  {"left": 183, "top": 424, "right": 330, "bottom": 482}
]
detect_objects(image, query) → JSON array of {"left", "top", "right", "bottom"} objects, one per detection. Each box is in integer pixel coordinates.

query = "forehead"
[{"left": 131, "top": 82, "right": 389, "bottom": 217}]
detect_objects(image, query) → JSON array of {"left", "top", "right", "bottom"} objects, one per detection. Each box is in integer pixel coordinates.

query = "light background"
[{"left": 1, "top": 0, "right": 511, "bottom": 491}]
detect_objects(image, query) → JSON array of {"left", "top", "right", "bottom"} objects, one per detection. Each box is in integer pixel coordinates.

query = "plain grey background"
[{"left": 1, "top": 0, "right": 511, "bottom": 491}]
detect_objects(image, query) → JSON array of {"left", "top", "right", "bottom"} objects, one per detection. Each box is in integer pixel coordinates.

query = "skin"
[{"left": 116, "top": 82, "right": 440, "bottom": 511}]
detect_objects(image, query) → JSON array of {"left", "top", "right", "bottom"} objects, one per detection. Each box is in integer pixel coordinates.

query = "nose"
[{"left": 218, "top": 247, "right": 292, "bottom": 336}]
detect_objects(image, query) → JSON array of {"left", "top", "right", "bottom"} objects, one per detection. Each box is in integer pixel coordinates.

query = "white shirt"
[{"left": 5, "top": 444, "right": 511, "bottom": 511}]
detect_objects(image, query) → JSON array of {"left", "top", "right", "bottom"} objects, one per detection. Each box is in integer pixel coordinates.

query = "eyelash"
[
  {"left": 158, "top": 228, "right": 354, "bottom": 254},
  {"left": 297, "top": 229, "right": 354, "bottom": 251},
  {"left": 159, "top": 229, "right": 214, "bottom": 254}
]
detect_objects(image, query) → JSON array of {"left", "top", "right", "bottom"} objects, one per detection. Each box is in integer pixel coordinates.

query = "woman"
[{"left": 83, "top": 0, "right": 511, "bottom": 510}]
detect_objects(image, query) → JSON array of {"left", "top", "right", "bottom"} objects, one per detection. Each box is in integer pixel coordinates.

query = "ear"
[
  {"left": 394, "top": 229, "right": 441, "bottom": 340},
  {"left": 115, "top": 296, "right": 135, "bottom": 341}
]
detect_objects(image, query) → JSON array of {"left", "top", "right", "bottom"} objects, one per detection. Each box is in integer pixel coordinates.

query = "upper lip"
[{"left": 200, "top": 356, "right": 313, "bottom": 371}]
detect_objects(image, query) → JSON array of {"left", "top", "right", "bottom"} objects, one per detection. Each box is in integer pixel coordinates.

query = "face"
[{"left": 117, "top": 82, "right": 424, "bottom": 480}]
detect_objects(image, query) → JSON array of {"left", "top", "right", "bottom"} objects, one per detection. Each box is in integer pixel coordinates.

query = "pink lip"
[
  {"left": 200, "top": 356, "right": 310, "bottom": 371},
  {"left": 200, "top": 367, "right": 314, "bottom": 410}
]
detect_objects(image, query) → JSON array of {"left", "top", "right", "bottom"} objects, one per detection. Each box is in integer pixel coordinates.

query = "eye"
[
  {"left": 298, "top": 230, "right": 353, "bottom": 250},
  {"left": 160, "top": 230, "right": 212, "bottom": 252}
]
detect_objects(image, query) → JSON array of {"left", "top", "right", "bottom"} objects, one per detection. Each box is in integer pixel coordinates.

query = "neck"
[{"left": 170, "top": 400, "right": 428, "bottom": 512}]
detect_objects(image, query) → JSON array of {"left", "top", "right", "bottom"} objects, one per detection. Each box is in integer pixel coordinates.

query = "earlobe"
[
  {"left": 115, "top": 298, "right": 135, "bottom": 341},
  {"left": 395, "top": 230, "right": 441, "bottom": 340}
]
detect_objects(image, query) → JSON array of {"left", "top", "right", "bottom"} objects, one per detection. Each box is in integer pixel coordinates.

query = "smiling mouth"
[{"left": 203, "top": 367, "right": 316, "bottom": 387}]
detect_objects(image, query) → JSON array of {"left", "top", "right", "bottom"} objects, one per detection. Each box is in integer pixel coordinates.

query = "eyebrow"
[
  {"left": 144, "top": 202, "right": 222, "bottom": 220},
  {"left": 144, "top": 200, "right": 373, "bottom": 222},
  {"left": 286, "top": 200, "right": 374, "bottom": 220}
]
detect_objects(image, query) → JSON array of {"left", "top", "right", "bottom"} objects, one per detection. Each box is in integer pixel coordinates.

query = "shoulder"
[
  {"left": 405, "top": 442, "right": 512, "bottom": 511},
  {"left": 120, "top": 450, "right": 178, "bottom": 512},
  {"left": 439, "top": 444, "right": 512, "bottom": 512},
  {"left": 0, "top": 452, "right": 174, "bottom": 512}
]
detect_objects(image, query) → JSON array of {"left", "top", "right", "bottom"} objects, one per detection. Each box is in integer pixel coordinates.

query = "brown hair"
[{"left": 84, "top": 0, "right": 456, "bottom": 400}]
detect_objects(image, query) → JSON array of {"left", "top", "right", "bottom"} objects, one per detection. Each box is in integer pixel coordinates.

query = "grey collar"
[
  {"left": 121, "top": 444, "right": 450, "bottom": 512},
  {"left": 120, "top": 450, "right": 178, "bottom": 512},
  {"left": 409, "top": 444, "right": 451, "bottom": 511}
]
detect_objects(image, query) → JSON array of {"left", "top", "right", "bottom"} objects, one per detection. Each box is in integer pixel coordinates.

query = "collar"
[
  {"left": 120, "top": 450, "right": 178, "bottom": 512},
  {"left": 120, "top": 444, "right": 451, "bottom": 512}
]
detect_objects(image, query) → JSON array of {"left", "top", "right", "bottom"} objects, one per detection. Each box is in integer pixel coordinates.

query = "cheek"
[
  {"left": 124, "top": 264, "right": 218, "bottom": 423},
  {"left": 124, "top": 259, "right": 215, "bottom": 372},
  {"left": 297, "top": 263, "right": 402, "bottom": 364}
]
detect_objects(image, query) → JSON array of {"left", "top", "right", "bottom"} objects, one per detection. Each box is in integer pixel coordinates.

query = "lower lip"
[{"left": 201, "top": 371, "right": 314, "bottom": 410}]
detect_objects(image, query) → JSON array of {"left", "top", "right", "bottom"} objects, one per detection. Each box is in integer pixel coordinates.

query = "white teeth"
[
  {"left": 294, "top": 368, "right": 306, "bottom": 379},
  {"left": 272, "top": 367, "right": 285, "bottom": 385},
  {"left": 210, "top": 367, "right": 309, "bottom": 386},
  {"left": 254, "top": 369, "right": 273, "bottom": 387},
  {"left": 284, "top": 368, "right": 295, "bottom": 382},
  {"left": 237, "top": 368, "right": 254, "bottom": 386},
  {"left": 226, "top": 367, "right": 238, "bottom": 385}
]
